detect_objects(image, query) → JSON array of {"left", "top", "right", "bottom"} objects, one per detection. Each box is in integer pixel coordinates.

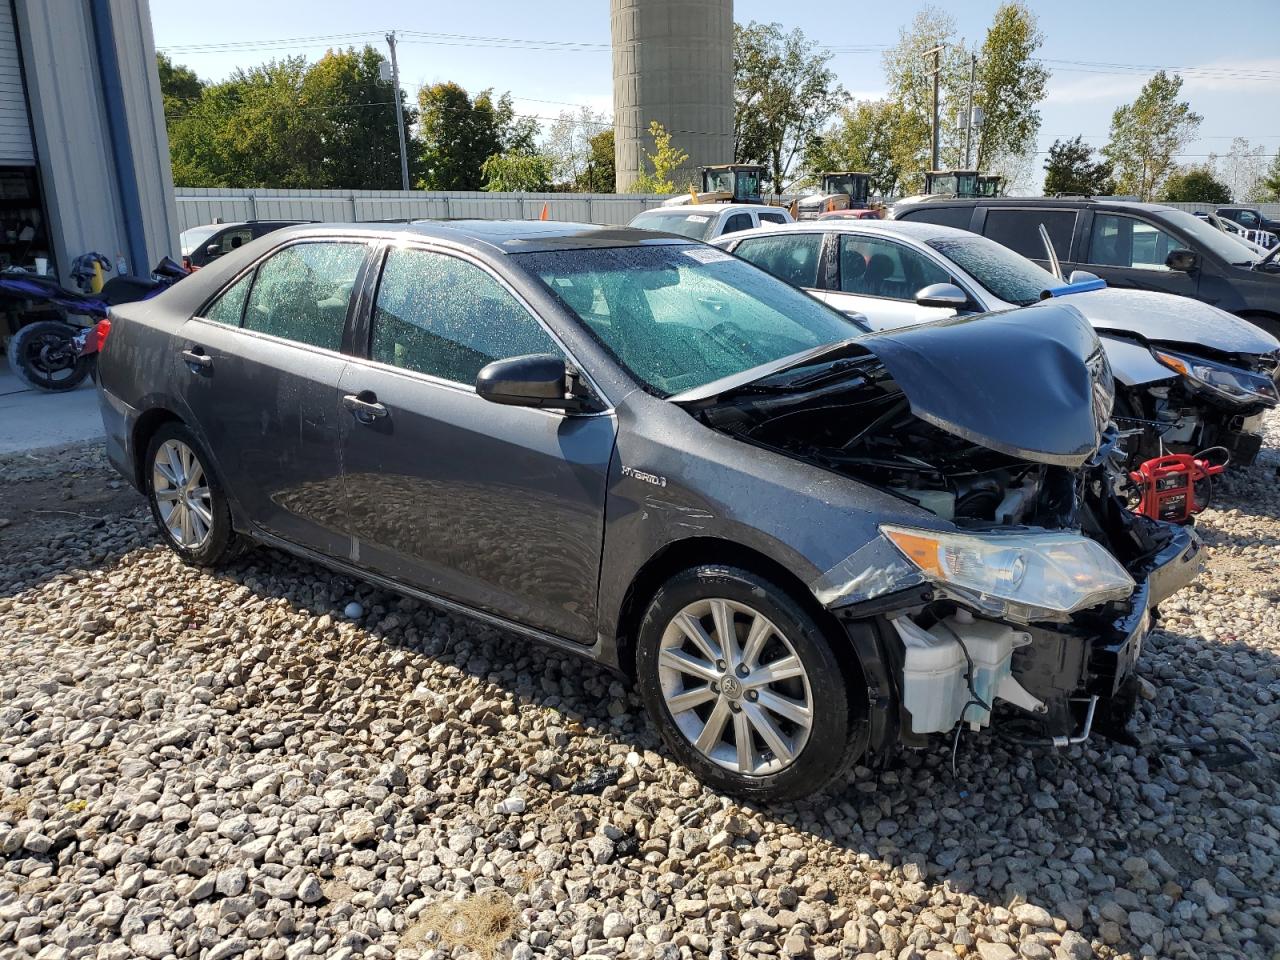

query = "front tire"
[
  {"left": 145, "top": 423, "right": 241, "bottom": 566},
  {"left": 635, "top": 565, "right": 863, "bottom": 801}
]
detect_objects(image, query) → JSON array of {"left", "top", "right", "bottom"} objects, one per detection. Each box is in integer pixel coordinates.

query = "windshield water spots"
[{"left": 517, "top": 245, "right": 862, "bottom": 397}]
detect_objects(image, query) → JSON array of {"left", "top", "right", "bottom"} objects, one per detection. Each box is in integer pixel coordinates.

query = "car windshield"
[
  {"left": 628, "top": 210, "right": 719, "bottom": 241},
  {"left": 517, "top": 244, "right": 863, "bottom": 397},
  {"left": 1160, "top": 208, "right": 1262, "bottom": 265},
  {"left": 180, "top": 225, "right": 221, "bottom": 256},
  {"left": 926, "top": 233, "right": 1061, "bottom": 306}
]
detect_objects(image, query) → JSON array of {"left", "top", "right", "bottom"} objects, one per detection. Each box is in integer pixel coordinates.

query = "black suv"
[
  {"left": 179, "top": 220, "right": 309, "bottom": 269},
  {"left": 892, "top": 198, "right": 1280, "bottom": 337}
]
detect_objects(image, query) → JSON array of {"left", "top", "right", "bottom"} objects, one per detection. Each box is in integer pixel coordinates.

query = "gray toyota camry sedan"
[{"left": 96, "top": 221, "right": 1202, "bottom": 800}]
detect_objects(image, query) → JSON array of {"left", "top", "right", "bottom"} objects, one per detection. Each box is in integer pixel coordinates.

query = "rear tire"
[
  {"left": 7, "top": 320, "right": 91, "bottom": 392},
  {"left": 145, "top": 422, "right": 242, "bottom": 566},
  {"left": 635, "top": 564, "right": 863, "bottom": 801}
]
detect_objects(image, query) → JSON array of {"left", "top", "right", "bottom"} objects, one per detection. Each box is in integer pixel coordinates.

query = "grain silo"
[{"left": 611, "top": 0, "right": 734, "bottom": 193}]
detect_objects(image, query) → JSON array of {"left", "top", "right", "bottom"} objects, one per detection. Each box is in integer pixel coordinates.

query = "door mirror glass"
[
  {"left": 476, "top": 354, "right": 575, "bottom": 409},
  {"left": 915, "top": 282, "right": 969, "bottom": 309},
  {"left": 1165, "top": 249, "right": 1197, "bottom": 272},
  {"left": 1067, "top": 269, "right": 1100, "bottom": 284},
  {"left": 205, "top": 243, "right": 221, "bottom": 257}
]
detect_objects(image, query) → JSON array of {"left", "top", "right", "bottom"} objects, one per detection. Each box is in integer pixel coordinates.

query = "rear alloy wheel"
[
  {"left": 145, "top": 423, "right": 241, "bottom": 566},
  {"left": 636, "top": 565, "right": 863, "bottom": 801}
]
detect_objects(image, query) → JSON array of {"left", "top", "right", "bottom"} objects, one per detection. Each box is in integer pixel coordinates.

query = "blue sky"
[{"left": 151, "top": 0, "right": 1280, "bottom": 186}]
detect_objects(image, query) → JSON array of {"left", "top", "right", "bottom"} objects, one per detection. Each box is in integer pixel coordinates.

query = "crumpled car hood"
[
  {"left": 857, "top": 302, "right": 1108, "bottom": 466},
  {"left": 676, "top": 301, "right": 1110, "bottom": 467},
  {"left": 1056, "top": 287, "right": 1280, "bottom": 356}
]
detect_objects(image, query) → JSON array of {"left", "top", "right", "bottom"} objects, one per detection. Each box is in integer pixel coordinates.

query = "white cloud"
[{"left": 1045, "top": 57, "right": 1280, "bottom": 105}]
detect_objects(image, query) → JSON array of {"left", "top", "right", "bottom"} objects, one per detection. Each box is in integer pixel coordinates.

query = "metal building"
[
  {"left": 610, "top": 0, "right": 734, "bottom": 193},
  {"left": 0, "top": 0, "right": 176, "bottom": 295}
]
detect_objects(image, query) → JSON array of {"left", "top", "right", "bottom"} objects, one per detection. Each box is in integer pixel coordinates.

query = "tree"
[
  {"left": 1161, "top": 166, "right": 1231, "bottom": 204},
  {"left": 582, "top": 128, "right": 615, "bottom": 194},
  {"left": 1217, "top": 137, "right": 1270, "bottom": 203},
  {"left": 880, "top": 7, "right": 968, "bottom": 192},
  {"left": 1261, "top": 153, "right": 1280, "bottom": 202},
  {"left": 1043, "top": 136, "right": 1115, "bottom": 196},
  {"left": 803, "top": 99, "right": 912, "bottom": 199},
  {"left": 156, "top": 53, "right": 203, "bottom": 126},
  {"left": 631, "top": 122, "right": 688, "bottom": 194},
  {"left": 734, "top": 21, "right": 844, "bottom": 191},
  {"left": 163, "top": 45, "right": 417, "bottom": 189},
  {"left": 544, "top": 108, "right": 615, "bottom": 190},
  {"left": 416, "top": 84, "right": 538, "bottom": 190},
  {"left": 1103, "top": 71, "right": 1202, "bottom": 201},
  {"left": 481, "top": 152, "right": 554, "bottom": 192},
  {"left": 971, "top": 3, "right": 1049, "bottom": 172}
]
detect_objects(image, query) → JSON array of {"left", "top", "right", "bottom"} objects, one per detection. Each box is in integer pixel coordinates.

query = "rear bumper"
[{"left": 96, "top": 381, "right": 141, "bottom": 491}]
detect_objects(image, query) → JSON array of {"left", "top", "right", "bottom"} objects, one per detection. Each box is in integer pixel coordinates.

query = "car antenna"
[{"left": 1038, "top": 223, "right": 1063, "bottom": 281}]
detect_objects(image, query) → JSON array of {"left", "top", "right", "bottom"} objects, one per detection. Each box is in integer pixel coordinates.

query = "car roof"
[
  {"left": 183, "top": 220, "right": 307, "bottom": 231},
  {"left": 634, "top": 204, "right": 782, "bottom": 217},
  {"left": 713, "top": 219, "right": 972, "bottom": 245},
  {"left": 265, "top": 219, "right": 694, "bottom": 254},
  {"left": 895, "top": 196, "right": 1182, "bottom": 215}
]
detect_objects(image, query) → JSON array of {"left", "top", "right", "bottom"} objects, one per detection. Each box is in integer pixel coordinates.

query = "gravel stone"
[{"left": 4, "top": 433, "right": 1280, "bottom": 960}]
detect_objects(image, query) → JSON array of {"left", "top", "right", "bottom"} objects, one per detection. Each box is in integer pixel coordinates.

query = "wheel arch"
[
  {"left": 1235, "top": 309, "right": 1280, "bottom": 340},
  {"left": 613, "top": 536, "right": 868, "bottom": 696},
  {"left": 131, "top": 407, "right": 184, "bottom": 489}
]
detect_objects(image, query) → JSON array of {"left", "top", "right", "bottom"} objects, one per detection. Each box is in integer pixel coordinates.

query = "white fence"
[{"left": 174, "top": 188, "right": 670, "bottom": 232}]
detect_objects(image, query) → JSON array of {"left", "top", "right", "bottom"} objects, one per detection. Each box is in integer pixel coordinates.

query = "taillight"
[{"left": 95, "top": 318, "right": 111, "bottom": 351}]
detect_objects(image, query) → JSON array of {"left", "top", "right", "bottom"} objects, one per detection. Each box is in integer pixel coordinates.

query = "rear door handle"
[
  {"left": 181, "top": 347, "right": 212, "bottom": 370},
  {"left": 343, "top": 391, "right": 388, "bottom": 422}
]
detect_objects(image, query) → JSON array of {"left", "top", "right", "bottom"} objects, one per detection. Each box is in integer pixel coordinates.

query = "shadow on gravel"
[
  {"left": 5, "top": 444, "right": 1279, "bottom": 957},
  {"left": 179, "top": 537, "right": 1280, "bottom": 957}
]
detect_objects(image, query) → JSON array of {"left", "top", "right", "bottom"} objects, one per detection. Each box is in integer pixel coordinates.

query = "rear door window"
[
  {"left": 838, "top": 235, "right": 949, "bottom": 299},
  {"left": 720, "top": 213, "right": 754, "bottom": 235},
  {"left": 757, "top": 211, "right": 789, "bottom": 225},
  {"left": 898, "top": 206, "right": 975, "bottom": 231},
  {"left": 731, "top": 233, "right": 824, "bottom": 288},
  {"left": 242, "top": 242, "right": 367, "bottom": 350},
  {"left": 981, "top": 209, "right": 1077, "bottom": 260},
  {"left": 371, "top": 247, "right": 563, "bottom": 385},
  {"left": 1088, "top": 214, "right": 1180, "bottom": 270}
]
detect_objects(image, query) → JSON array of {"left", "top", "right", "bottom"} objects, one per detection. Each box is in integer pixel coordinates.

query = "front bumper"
[{"left": 837, "top": 523, "right": 1204, "bottom": 751}]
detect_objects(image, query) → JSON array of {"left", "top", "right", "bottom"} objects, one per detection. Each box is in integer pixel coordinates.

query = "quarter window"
[
  {"left": 757, "top": 211, "right": 789, "bottom": 225},
  {"left": 371, "top": 247, "right": 562, "bottom": 385},
  {"left": 203, "top": 271, "right": 253, "bottom": 326},
  {"left": 732, "top": 233, "right": 823, "bottom": 288},
  {"left": 242, "top": 242, "right": 366, "bottom": 350},
  {"left": 838, "top": 235, "right": 949, "bottom": 299},
  {"left": 1088, "top": 214, "right": 1180, "bottom": 271}
]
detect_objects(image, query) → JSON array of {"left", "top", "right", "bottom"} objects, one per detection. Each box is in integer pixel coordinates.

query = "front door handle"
[
  {"left": 342, "top": 391, "right": 388, "bottom": 422},
  {"left": 181, "top": 347, "right": 212, "bottom": 371}
]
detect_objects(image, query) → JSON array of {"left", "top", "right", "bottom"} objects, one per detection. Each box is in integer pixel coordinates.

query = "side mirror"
[
  {"left": 1166, "top": 249, "right": 1197, "bottom": 272},
  {"left": 915, "top": 282, "right": 969, "bottom": 309},
  {"left": 204, "top": 243, "right": 222, "bottom": 257},
  {"left": 1068, "top": 269, "right": 1101, "bottom": 284},
  {"left": 476, "top": 354, "right": 588, "bottom": 411}
]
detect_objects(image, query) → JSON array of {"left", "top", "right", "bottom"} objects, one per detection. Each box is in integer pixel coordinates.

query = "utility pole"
[
  {"left": 385, "top": 30, "right": 411, "bottom": 191},
  {"left": 963, "top": 53, "right": 976, "bottom": 169},
  {"left": 925, "top": 45, "right": 944, "bottom": 173}
]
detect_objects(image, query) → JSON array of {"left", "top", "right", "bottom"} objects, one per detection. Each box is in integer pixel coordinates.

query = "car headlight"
[
  {"left": 880, "top": 524, "right": 1135, "bottom": 623},
  {"left": 1152, "top": 348, "right": 1279, "bottom": 406}
]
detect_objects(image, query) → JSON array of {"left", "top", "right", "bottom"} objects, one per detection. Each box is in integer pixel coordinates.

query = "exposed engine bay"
[{"left": 685, "top": 346, "right": 1197, "bottom": 747}]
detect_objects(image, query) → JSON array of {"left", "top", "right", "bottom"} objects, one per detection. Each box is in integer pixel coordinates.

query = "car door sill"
[{"left": 249, "top": 528, "right": 604, "bottom": 661}]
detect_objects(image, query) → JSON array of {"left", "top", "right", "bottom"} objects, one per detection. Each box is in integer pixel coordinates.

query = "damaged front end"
[{"left": 675, "top": 303, "right": 1205, "bottom": 752}]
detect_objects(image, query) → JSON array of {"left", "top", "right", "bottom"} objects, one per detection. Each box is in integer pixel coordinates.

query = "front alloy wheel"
[
  {"left": 636, "top": 565, "right": 864, "bottom": 801},
  {"left": 657, "top": 598, "right": 813, "bottom": 776}
]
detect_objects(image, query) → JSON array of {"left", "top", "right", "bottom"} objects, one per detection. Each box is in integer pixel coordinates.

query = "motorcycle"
[{"left": 3, "top": 254, "right": 189, "bottom": 392}]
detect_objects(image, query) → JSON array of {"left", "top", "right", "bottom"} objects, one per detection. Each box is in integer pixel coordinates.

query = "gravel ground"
[{"left": 1, "top": 423, "right": 1279, "bottom": 960}]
